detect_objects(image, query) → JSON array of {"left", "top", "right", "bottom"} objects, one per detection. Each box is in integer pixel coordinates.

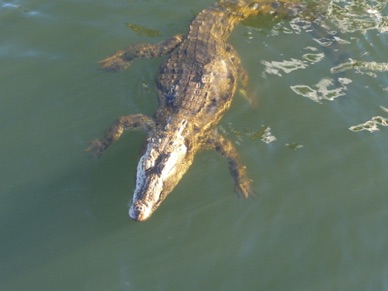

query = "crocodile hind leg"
[
  {"left": 85, "top": 114, "right": 155, "bottom": 158},
  {"left": 237, "top": 61, "right": 260, "bottom": 108},
  {"left": 226, "top": 44, "right": 257, "bottom": 108},
  {"left": 207, "top": 131, "right": 253, "bottom": 198},
  {"left": 248, "top": 0, "right": 310, "bottom": 19},
  {"left": 99, "top": 34, "right": 184, "bottom": 72}
]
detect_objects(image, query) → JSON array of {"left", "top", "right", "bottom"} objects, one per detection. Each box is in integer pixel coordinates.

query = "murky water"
[{"left": 1, "top": 0, "right": 387, "bottom": 290}]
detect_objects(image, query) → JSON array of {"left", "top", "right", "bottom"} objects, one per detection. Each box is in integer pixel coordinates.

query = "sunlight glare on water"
[{"left": 1, "top": 0, "right": 387, "bottom": 290}]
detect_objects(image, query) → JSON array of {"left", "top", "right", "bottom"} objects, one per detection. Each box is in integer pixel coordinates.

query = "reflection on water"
[
  {"left": 349, "top": 107, "right": 388, "bottom": 132},
  {"left": 291, "top": 77, "right": 352, "bottom": 103},
  {"left": 261, "top": 49, "right": 325, "bottom": 76},
  {"left": 331, "top": 59, "right": 388, "bottom": 75},
  {"left": 327, "top": 0, "right": 388, "bottom": 33},
  {"left": 261, "top": 0, "right": 388, "bottom": 134},
  {"left": 1, "top": 0, "right": 388, "bottom": 290},
  {"left": 0, "top": 0, "right": 41, "bottom": 16}
]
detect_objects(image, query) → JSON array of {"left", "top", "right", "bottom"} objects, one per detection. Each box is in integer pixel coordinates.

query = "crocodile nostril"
[
  {"left": 135, "top": 204, "right": 144, "bottom": 212},
  {"left": 129, "top": 201, "right": 152, "bottom": 221}
]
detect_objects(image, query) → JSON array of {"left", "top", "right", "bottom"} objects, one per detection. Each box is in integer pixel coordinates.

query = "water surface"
[{"left": 1, "top": 0, "right": 387, "bottom": 290}]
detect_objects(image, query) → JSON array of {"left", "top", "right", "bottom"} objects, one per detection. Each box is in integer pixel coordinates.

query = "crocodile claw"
[
  {"left": 98, "top": 51, "right": 132, "bottom": 72},
  {"left": 235, "top": 178, "right": 254, "bottom": 199},
  {"left": 85, "top": 139, "right": 106, "bottom": 158}
]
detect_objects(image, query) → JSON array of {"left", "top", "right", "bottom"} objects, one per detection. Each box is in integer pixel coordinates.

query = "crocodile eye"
[
  {"left": 155, "top": 153, "right": 171, "bottom": 175},
  {"left": 144, "top": 159, "right": 153, "bottom": 171},
  {"left": 156, "top": 163, "right": 164, "bottom": 175}
]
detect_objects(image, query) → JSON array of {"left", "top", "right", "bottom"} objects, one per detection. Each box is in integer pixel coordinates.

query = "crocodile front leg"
[
  {"left": 99, "top": 34, "right": 184, "bottom": 72},
  {"left": 86, "top": 114, "right": 155, "bottom": 158},
  {"left": 207, "top": 131, "right": 253, "bottom": 198}
]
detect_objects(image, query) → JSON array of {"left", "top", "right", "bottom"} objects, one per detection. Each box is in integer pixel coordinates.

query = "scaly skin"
[{"left": 87, "top": 0, "right": 305, "bottom": 221}]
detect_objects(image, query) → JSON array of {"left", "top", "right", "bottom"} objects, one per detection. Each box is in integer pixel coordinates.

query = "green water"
[{"left": 1, "top": 0, "right": 387, "bottom": 290}]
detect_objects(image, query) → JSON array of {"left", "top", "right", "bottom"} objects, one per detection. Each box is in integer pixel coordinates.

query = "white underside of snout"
[{"left": 129, "top": 119, "right": 189, "bottom": 220}]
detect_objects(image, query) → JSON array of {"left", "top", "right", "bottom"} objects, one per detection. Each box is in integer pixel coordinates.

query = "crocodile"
[{"left": 87, "top": 0, "right": 305, "bottom": 221}]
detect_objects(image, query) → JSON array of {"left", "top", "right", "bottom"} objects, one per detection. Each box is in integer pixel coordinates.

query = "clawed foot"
[
  {"left": 235, "top": 177, "right": 255, "bottom": 198},
  {"left": 85, "top": 139, "right": 106, "bottom": 158},
  {"left": 98, "top": 50, "right": 131, "bottom": 72},
  {"left": 239, "top": 88, "right": 259, "bottom": 110},
  {"left": 268, "top": 1, "right": 311, "bottom": 19},
  {"left": 280, "top": 2, "right": 314, "bottom": 20}
]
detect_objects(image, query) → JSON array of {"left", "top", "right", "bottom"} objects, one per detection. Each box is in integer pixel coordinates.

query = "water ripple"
[
  {"left": 290, "top": 77, "right": 352, "bottom": 103},
  {"left": 261, "top": 50, "right": 324, "bottom": 77},
  {"left": 331, "top": 59, "right": 388, "bottom": 75},
  {"left": 349, "top": 116, "right": 388, "bottom": 132},
  {"left": 1, "top": 0, "right": 41, "bottom": 16},
  {"left": 326, "top": 0, "right": 388, "bottom": 33}
]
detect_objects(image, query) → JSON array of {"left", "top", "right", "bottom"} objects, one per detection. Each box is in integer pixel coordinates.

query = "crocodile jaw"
[
  {"left": 129, "top": 119, "right": 192, "bottom": 221},
  {"left": 128, "top": 166, "right": 164, "bottom": 221}
]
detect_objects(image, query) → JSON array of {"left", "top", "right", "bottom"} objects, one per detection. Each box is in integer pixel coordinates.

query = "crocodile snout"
[{"left": 129, "top": 201, "right": 152, "bottom": 221}]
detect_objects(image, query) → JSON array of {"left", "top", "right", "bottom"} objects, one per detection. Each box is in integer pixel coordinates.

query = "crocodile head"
[{"left": 129, "top": 119, "right": 194, "bottom": 221}]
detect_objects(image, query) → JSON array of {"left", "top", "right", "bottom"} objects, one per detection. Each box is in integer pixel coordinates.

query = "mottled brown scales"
[{"left": 87, "top": 0, "right": 305, "bottom": 221}]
